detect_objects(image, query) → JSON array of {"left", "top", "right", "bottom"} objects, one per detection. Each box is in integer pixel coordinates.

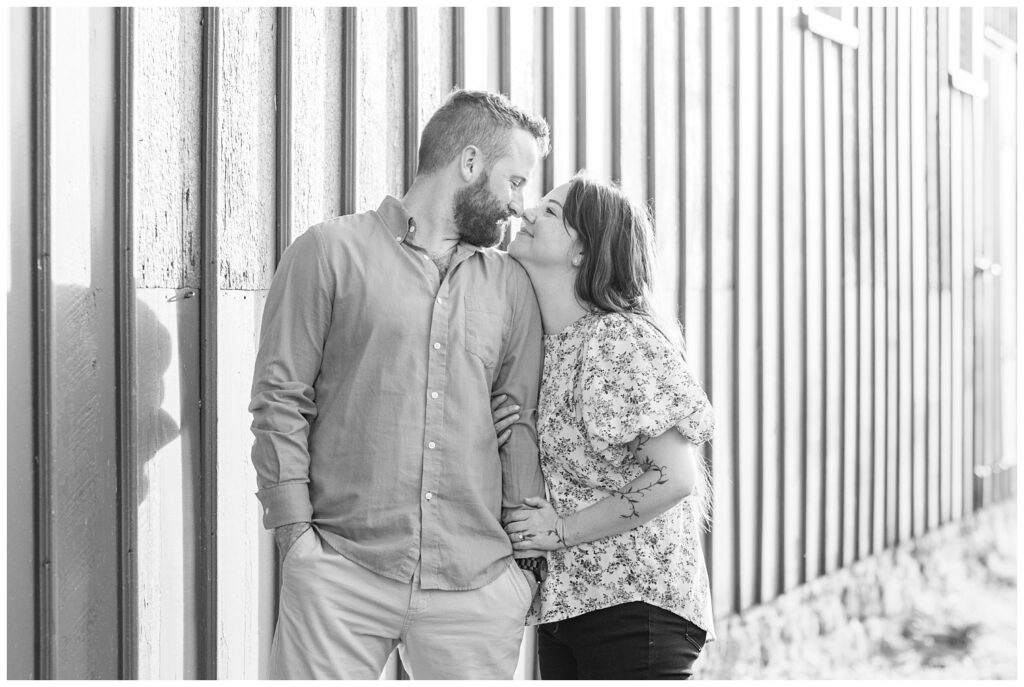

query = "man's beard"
[{"left": 452, "top": 171, "right": 512, "bottom": 248}]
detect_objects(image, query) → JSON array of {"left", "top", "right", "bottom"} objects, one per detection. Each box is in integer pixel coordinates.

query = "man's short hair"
[{"left": 417, "top": 89, "right": 550, "bottom": 176}]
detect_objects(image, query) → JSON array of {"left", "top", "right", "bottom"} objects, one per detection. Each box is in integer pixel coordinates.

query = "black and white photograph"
[{"left": 5, "top": 3, "right": 1019, "bottom": 681}]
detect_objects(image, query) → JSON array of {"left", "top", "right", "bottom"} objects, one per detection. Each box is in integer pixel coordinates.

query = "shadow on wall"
[
  {"left": 129, "top": 290, "right": 180, "bottom": 505},
  {"left": 47, "top": 285, "right": 181, "bottom": 504}
]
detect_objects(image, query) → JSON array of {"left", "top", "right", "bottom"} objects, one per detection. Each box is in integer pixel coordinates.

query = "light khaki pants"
[{"left": 268, "top": 527, "right": 535, "bottom": 680}]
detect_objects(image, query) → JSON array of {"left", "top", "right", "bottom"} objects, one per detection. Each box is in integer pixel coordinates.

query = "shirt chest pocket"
[{"left": 464, "top": 295, "right": 506, "bottom": 369}]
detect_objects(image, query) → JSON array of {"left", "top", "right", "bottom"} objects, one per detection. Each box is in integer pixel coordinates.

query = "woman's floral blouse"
[{"left": 528, "top": 311, "right": 716, "bottom": 639}]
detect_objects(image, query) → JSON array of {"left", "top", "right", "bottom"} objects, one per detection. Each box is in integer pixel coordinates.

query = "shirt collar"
[
  {"left": 376, "top": 195, "right": 416, "bottom": 243},
  {"left": 376, "top": 195, "right": 485, "bottom": 253}
]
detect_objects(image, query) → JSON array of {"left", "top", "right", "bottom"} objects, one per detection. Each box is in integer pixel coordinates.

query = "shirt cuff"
[{"left": 256, "top": 482, "right": 314, "bottom": 529}]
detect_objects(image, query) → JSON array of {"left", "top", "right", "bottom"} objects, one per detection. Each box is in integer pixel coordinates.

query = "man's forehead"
[{"left": 499, "top": 129, "right": 541, "bottom": 173}]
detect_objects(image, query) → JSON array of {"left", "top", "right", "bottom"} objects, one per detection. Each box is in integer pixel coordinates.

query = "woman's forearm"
[
  {"left": 505, "top": 431, "right": 699, "bottom": 552},
  {"left": 559, "top": 434, "right": 695, "bottom": 547}
]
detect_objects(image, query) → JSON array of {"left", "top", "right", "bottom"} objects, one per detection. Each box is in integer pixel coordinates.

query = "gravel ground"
[
  {"left": 862, "top": 516, "right": 1018, "bottom": 681},
  {"left": 709, "top": 503, "right": 1018, "bottom": 680}
]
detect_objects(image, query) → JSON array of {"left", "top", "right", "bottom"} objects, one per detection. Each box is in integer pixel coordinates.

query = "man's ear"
[{"left": 459, "top": 145, "right": 481, "bottom": 182}]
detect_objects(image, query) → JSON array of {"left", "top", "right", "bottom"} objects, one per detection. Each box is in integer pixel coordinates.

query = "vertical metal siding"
[
  {"left": 936, "top": 9, "right": 955, "bottom": 527},
  {"left": 115, "top": 8, "right": 138, "bottom": 678},
  {"left": 275, "top": 8, "right": 292, "bottom": 261},
  {"left": 8, "top": 9, "right": 40, "bottom": 679},
  {"left": 32, "top": 7, "right": 54, "bottom": 680},
  {"left": 923, "top": 9, "right": 942, "bottom": 534},
  {"left": 198, "top": 8, "right": 220, "bottom": 679},
  {"left": 780, "top": 6, "right": 807, "bottom": 593},
  {"left": 870, "top": 7, "right": 890, "bottom": 555},
  {"left": 404, "top": 7, "right": 419, "bottom": 189},
  {"left": 341, "top": 8, "right": 358, "bottom": 217},
  {"left": 854, "top": 7, "right": 875, "bottom": 562},
  {"left": 840, "top": 11, "right": 859, "bottom": 569},
  {"left": 734, "top": 7, "right": 760, "bottom": 611},
  {"left": 758, "top": 7, "right": 786, "bottom": 601}
]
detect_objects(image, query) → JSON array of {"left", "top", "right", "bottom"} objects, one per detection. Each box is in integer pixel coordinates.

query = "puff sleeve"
[{"left": 578, "top": 314, "right": 715, "bottom": 459}]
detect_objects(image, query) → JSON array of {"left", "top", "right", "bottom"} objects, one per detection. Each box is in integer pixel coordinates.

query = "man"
[{"left": 249, "top": 89, "right": 550, "bottom": 679}]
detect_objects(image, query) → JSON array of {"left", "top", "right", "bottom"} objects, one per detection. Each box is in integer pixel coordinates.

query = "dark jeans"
[{"left": 537, "top": 601, "right": 707, "bottom": 680}]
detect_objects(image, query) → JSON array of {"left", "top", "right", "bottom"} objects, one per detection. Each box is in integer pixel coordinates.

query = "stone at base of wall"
[{"left": 694, "top": 501, "right": 1017, "bottom": 679}]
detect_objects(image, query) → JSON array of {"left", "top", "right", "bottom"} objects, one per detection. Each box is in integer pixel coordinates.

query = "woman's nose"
[{"left": 520, "top": 206, "right": 540, "bottom": 224}]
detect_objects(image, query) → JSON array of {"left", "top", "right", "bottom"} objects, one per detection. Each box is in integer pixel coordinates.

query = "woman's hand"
[
  {"left": 504, "top": 496, "right": 566, "bottom": 552},
  {"left": 491, "top": 393, "right": 520, "bottom": 447}
]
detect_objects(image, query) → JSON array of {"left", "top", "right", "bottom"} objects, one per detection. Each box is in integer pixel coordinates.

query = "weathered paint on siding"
[
  {"left": 217, "top": 8, "right": 276, "bottom": 290},
  {"left": 214, "top": 8, "right": 279, "bottom": 679},
  {"left": 133, "top": 8, "right": 202, "bottom": 288}
]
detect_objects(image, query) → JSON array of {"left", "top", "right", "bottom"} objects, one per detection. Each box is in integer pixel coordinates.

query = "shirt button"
[
  {"left": 409, "top": 226, "right": 416, "bottom": 232},
  {"left": 433, "top": 342, "right": 441, "bottom": 350},
  {"left": 431, "top": 391, "right": 439, "bottom": 399},
  {"left": 436, "top": 296, "right": 443, "bottom": 303},
  {"left": 428, "top": 441, "right": 436, "bottom": 449},
  {"left": 425, "top": 492, "right": 433, "bottom": 501}
]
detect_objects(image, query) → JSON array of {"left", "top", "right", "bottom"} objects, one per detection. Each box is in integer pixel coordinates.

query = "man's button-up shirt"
[{"left": 249, "top": 196, "right": 545, "bottom": 590}]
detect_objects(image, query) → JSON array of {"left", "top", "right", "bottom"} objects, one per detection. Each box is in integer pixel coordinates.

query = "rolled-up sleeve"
[
  {"left": 249, "top": 226, "right": 334, "bottom": 529},
  {"left": 495, "top": 262, "right": 546, "bottom": 511}
]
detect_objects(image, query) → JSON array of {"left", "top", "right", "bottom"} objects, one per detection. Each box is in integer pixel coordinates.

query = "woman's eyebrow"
[{"left": 547, "top": 199, "right": 563, "bottom": 211}]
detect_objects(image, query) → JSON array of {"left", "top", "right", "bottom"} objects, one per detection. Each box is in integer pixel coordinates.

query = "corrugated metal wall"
[{"left": 6, "top": 6, "right": 1017, "bottom": 680}]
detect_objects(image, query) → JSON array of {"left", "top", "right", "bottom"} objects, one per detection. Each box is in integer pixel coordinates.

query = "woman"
[{"left": 494, "top": 173, "right": 715, "bottom": 679}]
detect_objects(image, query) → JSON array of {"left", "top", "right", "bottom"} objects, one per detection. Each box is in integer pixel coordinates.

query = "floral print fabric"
[{"left": 528, "top": 311, "right": 717, "bottom": 639}]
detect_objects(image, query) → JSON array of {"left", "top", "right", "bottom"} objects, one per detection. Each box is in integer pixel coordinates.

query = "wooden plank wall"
[{"left": 7, "top": 6, "right": 1017, "bottom": 680}]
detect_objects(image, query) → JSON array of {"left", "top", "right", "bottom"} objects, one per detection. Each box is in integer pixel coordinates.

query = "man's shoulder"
[
  {"left": 475, "top": 248, "right": 532, "bottom": 284},
  {"left": 311, "top": 209, "right": 382, "bottom": 241}
]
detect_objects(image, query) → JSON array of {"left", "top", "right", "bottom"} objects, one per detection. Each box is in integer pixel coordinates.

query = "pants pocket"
[
  {"left": 681, "top": 621, "right": 707, "bottom": 654},
  {"left": 281, "top": 525, "right": 315, "bottom": 569},
  {"left": 506, "top": 559, "right": 535, "bottom": 607}
]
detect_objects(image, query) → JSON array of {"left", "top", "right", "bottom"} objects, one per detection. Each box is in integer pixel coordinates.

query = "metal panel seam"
[
  {"left": 32, "top": 7, "right": 54, "bottom": 678},
  {"left": 115, "top": 7, "right": 138, "bottom": 678},
  {"left": 199, "top": 7, "right": 220, "bottom": 678}
]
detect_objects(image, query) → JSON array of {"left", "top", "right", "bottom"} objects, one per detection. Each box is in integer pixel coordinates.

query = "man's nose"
[{"left": 507, "top": 200, "right": 524, "bottom": 218}]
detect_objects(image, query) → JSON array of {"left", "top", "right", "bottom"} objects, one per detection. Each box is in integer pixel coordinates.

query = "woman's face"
[{"left": 508, "top": 182, "right": 580, "bottom": 272}]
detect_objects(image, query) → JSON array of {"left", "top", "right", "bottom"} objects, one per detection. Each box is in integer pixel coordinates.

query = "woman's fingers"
[
  {"left": 491, "top": 394, "right": 520, "bottom": 418},
  {"left": 503, "top": 510, "right": 530, "bottom": 524},
  {"left": 490, "top": 393, "right": 521, "bottom": 446},
  {"left": 494, "top": 411, "right": 520, "bottom": 434}
]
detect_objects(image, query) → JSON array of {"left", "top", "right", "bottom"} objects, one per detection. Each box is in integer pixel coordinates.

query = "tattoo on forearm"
[
  {"left": 634, "top": 435, "right": 653, "bottom": 469},
  {"left": 546, "top": 528, "right": 565, "bottom": 546},
  {"left": 610, "top": 450, "right": 669, "bottom": 519}
]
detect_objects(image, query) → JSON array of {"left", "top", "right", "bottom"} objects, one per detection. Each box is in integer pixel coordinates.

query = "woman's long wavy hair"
[{"left": 563, "top": 172, "right": 713, "bottom": 528}]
